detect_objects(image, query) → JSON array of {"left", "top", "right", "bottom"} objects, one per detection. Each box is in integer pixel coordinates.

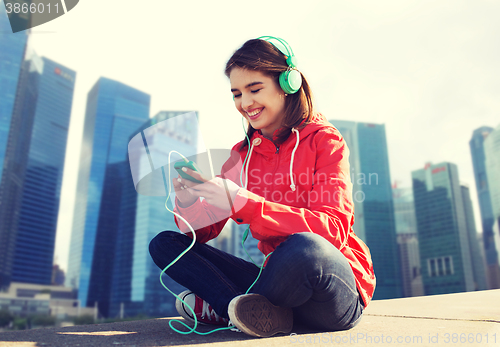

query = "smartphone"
[{"left": 174, "top": 160, "right": 204, "bottom": 184}]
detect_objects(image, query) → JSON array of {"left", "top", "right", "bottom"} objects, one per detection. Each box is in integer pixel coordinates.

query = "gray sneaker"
[{"left": 228, "top": 294, "right": 293, "bottom": 337}]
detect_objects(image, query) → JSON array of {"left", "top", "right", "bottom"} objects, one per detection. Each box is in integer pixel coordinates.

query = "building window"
[
  {"left": 444, "top": 256, "right": 454, "bottom": 275},
  {"left": 428, "top": 256, "right": 453, "bottom": 277},
  {"left": 429, "top": 259, "right": 436, "bottom": 277},
  {"left": 437, "top": 258, "right": 443, "bottom": 276}
]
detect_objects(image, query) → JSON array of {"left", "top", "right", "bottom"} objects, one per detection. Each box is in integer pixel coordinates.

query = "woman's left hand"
[{"left": 179, "top": 168, "right": 241, "bottom": 211}]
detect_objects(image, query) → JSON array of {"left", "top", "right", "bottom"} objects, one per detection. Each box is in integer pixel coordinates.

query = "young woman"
[{"left": 149, "top": 36, "right": 375, "bottom": 338}]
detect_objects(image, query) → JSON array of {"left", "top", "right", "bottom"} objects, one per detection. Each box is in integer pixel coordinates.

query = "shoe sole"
[
  {"left": 175, "top": 291, "right": 197, "bottom": 324},
  {"left": 228, "top": 294, "right": 293, "bottom": 337}
]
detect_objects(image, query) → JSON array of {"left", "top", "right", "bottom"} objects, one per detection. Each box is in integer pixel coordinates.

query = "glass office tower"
[
  {"left": 470, "top": 126, "right": 499, "bottom": 288},
  {"left": 0, "top": 5, "right": 29, "bottom": 288},
  {"left": 10, "top": 56, "right": 76, "bottom": 284},
  {"left": 460, "top": 185, "right": 488, "bottom": 290},
  {"left": 232, "top": 222, "right": 264, "bottom": 266},
  {"left": 484, "top": 124, "right": 500, "bottom": 284},
  {"left": 66, "top": 78, "right": 150, "bottom": 316},
  {"left": 412, "top": 163, "right": 475, "bottom": 295},
  {"left": 393, "top": 186, "right": 424, "bottom": 297},
  {"left": 0, "top": 5, "right": 28, "bottom": 176},
  {"left": 108, "top": 111, "right": 199, "bottom": 318},
  {"left": 484, "top": 125, "right": 500, "bottom": 222},
  {"left": 329, "top": 120, "right": 402, "bottom": 299},
  {"left": 0, "top": 44, "right": 75, "bottom": 288}
]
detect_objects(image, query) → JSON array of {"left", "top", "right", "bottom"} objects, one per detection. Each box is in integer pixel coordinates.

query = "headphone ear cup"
[{"left": 279, "top": 69, "right": 302, "bottom": 94}]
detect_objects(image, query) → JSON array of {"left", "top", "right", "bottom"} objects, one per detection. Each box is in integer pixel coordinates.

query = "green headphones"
[{"left": 257, "top": 35, "right": 302, "bottom": 94}]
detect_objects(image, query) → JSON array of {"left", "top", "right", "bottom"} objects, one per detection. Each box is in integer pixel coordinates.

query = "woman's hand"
[
  {"left": 172, "top": 170, "right": 205, "bottom": 208},
  {"left": 178, "top": 167, "right": 241, "bottom": 211}
]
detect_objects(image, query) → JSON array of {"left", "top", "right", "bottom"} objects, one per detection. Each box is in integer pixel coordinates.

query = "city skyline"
[
  {"left": 1, "top": 1, "right": 499, "bottom": 273},
  {"left": 65, "top": 77, "right": 150, "bottom": 312}
]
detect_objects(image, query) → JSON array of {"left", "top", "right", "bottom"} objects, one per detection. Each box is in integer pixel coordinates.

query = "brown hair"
[{"left": 224, "top": 39, "right": 315, "bottom": 149}]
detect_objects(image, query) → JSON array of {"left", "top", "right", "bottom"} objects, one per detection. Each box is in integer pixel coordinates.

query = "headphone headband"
[{"left": 256, "top": 36, "right": 302, "bottom": 94}]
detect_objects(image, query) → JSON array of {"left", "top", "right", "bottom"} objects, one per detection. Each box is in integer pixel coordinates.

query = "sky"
[{"left": 15, "top": 0, "right": 500, "bottom": 271}]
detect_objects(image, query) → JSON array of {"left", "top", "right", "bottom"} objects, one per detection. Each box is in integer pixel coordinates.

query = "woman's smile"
[{"left": 246, "top": 107, "right": 264, "bottom": 120}]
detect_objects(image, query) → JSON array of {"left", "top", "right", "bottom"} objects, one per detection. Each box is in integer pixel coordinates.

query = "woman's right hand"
[{"left": 172, "top": 175, "right": 199, "bottom": 208}]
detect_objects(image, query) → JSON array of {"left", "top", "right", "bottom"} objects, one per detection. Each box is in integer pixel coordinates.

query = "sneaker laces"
[
  {"left": 200, "top": 299, "right": 224, "bottom": 323},
  {"left": 228, "top": 320, "right": 241, "bottom": 333}
]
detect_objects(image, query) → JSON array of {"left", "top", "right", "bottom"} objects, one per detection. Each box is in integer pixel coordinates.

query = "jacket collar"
[{"left": 250, "top": 112, "right": 329, "bottom": 153}]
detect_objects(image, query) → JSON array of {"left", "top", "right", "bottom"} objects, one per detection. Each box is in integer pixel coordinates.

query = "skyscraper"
[
  {"left": 232, "top": 222, "right": 264, "bottom": 267},
  {"left": 412, "top": 162, "right": 475, "bottom": 295},
  {"left": 0, "top": 28, "right": 75, "bottom": 288},
  {"left": 470, "top": 126, "right": 500, "bottom": 288},
  {"left": 0, "top": 5, "right": 29, "bottom": 288},
  {"left": 330, "top": 120, "right": 402, "bottom": 299},
  {"left": 66, "top": 78, "right": 150, "bottom": 316},
  {"left": 10, "top": 55, "right": 75, "bottom": 285},
  {"left": 0, "top": 5, "right": 28, "bottom": 176},
  {"left": 392, "top": 185, "right": 424, "bottom": 297},
  {"left": 108, "top": 110, "right": 199, "bottom": 318},
  {"left": 460, "top": 185, "right": 488, "bottom": 290},
  {"left": 484, "top": 124, "right": 500, "bottom": 222},
  {"left": 484, "top": 124, "right": 500, "bottom": 283}
]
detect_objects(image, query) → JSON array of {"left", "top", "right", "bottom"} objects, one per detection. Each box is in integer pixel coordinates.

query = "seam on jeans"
[
  {"left": 308, "top": 274, "right": 358, "bottom": 297},
  {"left": 306, "top": 273, "right": 362, "bottom": 330},
  {"left": 344, "top": 310, "right": 363, "bottom": 330},
  {"left": 327, "top": 274, "right": 363, "bottom": 330}
]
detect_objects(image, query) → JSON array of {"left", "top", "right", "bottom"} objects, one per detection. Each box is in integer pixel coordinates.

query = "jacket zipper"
[{"left": 275, "top": 144, "right": 279, "bottom": 154}]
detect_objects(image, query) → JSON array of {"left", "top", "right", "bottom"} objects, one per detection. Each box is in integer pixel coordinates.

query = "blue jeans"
[{"left": 149, "top": 231, "right": 364, "bottom": 331}]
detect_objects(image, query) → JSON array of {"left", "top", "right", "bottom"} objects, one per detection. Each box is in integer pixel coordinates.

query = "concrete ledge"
[{"left": 0, "top": 289, "right": 499, "bottom": 346}]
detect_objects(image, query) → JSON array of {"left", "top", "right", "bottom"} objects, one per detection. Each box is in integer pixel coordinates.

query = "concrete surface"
[{"left": 0, "top": 289, "right": 499, "bottom": 346}]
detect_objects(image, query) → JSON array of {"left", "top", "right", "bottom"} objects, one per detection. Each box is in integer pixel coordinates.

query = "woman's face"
[{"left": 229, "top": 67, "right": 286, "bottom": 139}]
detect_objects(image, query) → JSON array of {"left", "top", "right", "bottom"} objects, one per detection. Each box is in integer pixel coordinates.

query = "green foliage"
[
  {"left": 13, "top": 318, "right": 27, "bottom": 330},
  {"left": 30, "top": 314, "right": 56, "bottom": 327},
  {"left": 73, "top": 314, "right": 95, "bottom": 325},
  {"left": 0, "top": 310, "right": 13, "bottom": 327}
]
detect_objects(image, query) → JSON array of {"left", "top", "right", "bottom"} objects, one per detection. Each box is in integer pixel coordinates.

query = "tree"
[{"left": 0, "top": 310, "right": 13, "bottom": 327}]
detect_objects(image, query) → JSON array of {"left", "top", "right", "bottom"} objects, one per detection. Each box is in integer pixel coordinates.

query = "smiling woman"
[
  {"left": 226, "top": 38, "right": 315, "bottom": 147},
  {"left": 149, "top": 36, "right": 375, "bottom": 338},
  {"left": 230, "top": 69, "right": 286, "bottom": 139}
]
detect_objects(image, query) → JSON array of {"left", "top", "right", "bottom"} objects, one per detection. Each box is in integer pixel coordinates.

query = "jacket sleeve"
[
  {"left": 173, "top": 197, "right": 229, "bottom": 243},
  {"left": 230, "top": 130, "right": 355, "bottom": 254}
]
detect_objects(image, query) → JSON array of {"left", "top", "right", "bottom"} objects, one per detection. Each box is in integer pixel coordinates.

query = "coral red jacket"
[{"left": 174, "top": 113, "right": 376, "bottom": 307}]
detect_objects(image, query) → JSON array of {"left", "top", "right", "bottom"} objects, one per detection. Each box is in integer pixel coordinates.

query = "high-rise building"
[
  {"left": 11, "top": 55, "right": 75, "bottom": 285},
  {"left": 66, "top": 78, "right": 150, "bottom": 317},
  {"left": 0, "top": 35, "right": 75, "bottom": 288},
  {"left": 108, "top": 110, "right": 200, "bottom": 318},
  {"left": 460, "top": 185, "right": 488, "bottom": 290},
  {"left": 484, "top": 124, "right": 500, "bottom": 222},
  {"left": 393, "top": 185, "right": 418, "bottom": 235},
  {"left": 484, "top": 124, "right": 500, "bottom": 284},
  {"left": 330, "top": 120, "right": 402, "bottom": 299},
  {"left": 0, "top": 5, "right": 28, "bottom": 176},
  {"left": 232, "top": 222, "right": 264, "bottom": 267},
  {"left": 392, "top": 185, "right": 424, "bottom": 297},
  {"left": 412, "top": 162, "right": 475, "bottom": 295},
  {"left": 470, "top": 126, "right": 500, "bottom": 288},
  {"left": 0, "top": 6, "right": 29, "bottom": 289}
]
